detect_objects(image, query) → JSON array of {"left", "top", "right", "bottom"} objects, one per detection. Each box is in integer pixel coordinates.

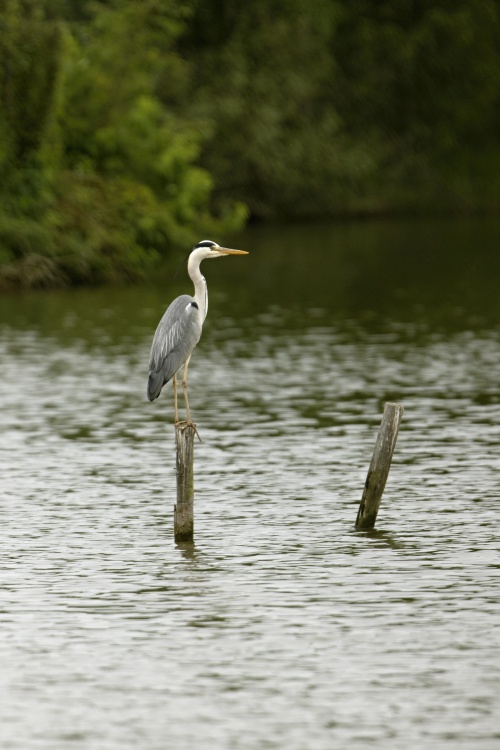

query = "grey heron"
[{"left": 147, "top": 239, "right": 249, "bottom": 433}]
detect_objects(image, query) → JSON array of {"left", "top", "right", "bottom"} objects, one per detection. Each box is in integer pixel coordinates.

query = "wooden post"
[
  {"left": 174, "top": 424, "right": 195, "bottom": 542},
  {"left": 355, "top": 402, "right": 404, "bottom": 530}
]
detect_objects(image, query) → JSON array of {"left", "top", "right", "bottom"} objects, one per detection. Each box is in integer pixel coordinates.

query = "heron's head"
[
  {"left": 185, "top": 240, "right": 248, "bottom": 278},
  {"left": 192, "top": 239, "right": 249, "bottom": 261}
]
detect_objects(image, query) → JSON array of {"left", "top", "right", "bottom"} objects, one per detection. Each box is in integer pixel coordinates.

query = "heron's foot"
[{"left": 176, "top": 419, "right": 202, "bottom": 442}]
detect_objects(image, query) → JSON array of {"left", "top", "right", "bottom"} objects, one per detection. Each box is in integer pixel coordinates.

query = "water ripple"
[{"left": 1, "top": 308, "right": 500, "bottom": 749}]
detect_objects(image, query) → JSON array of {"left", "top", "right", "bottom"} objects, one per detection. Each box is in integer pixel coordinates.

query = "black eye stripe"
[{"left": 194, "top": 239, "right": 217, "bottom": 249}]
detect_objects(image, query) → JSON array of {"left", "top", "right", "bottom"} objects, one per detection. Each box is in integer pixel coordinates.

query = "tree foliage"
[
  {"left": 1, "top": 0, "right": 499, "bottom": 287},
  {"left": 0, "top": 0, "right": 245, "bottom": 287},
  {"left": 182, "top": 0, "right": 500, "bottom": 216},
  {"left": 179, "top": 0, "right": 376, "bottom": 217}
]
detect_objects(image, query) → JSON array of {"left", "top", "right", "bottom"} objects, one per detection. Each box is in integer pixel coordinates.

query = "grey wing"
[{"left": 147, "top": 295, "right": 203, "bottom": 401}]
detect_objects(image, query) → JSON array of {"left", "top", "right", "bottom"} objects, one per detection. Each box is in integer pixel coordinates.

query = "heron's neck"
[{"left": 188, "top": 261, "right": 208, "bottom": 321}]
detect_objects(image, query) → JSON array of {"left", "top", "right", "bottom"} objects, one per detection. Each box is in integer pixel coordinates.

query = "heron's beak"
[{"left": 218, "top": 247, "right": 249, "bottom": 255}]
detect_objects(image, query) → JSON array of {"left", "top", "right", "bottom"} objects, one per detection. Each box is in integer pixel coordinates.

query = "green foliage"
[
  {"left": 183, "top": 0, "right": 500, "bottom": 217},
  {"left": 179, "top": 0, "right": 372, "bottom": 217},
  {"left": 0, "top": 0, "right": 245, "bottom": 288},
  {"left": 0, "top": 1, "right": 60, "bottom": 161},
  {"left": 1, "top": 0, "right": 500, "bottom": 287},
  {"left": 334, "top": 1, "right": 500, "bottom": 147},
  {"left": 331, "top": 0, "right": 500, "bottom": 206}
]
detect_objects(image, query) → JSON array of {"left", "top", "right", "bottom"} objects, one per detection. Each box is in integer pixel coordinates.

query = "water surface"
[{"left": 1, "top": 218, "right": 500, "bottom": 749}]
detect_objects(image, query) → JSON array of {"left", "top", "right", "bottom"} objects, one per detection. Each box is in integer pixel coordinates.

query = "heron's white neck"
[{"left": 188, "top": 255, "right": 208, "bottom": 321}]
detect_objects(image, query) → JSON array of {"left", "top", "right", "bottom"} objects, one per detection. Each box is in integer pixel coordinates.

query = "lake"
[{"left": 1, "top": 217, "right": 500, "bottom": 749}]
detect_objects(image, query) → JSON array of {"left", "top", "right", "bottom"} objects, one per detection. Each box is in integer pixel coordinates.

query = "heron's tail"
[{"left": 147, "top": 369, "right": 164, "bottom": 401}]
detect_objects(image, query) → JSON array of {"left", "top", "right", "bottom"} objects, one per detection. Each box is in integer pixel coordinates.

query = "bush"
[{"left": 0, "top": 0, "right": 245, "bottom": 288}]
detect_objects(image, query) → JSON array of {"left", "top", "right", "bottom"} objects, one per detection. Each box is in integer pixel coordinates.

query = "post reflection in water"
[{"left": 1, "top": 217, "right": 500, "bottom": 750}]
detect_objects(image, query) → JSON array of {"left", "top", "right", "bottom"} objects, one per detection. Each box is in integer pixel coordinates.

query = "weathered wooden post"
[
  {"left": 355, "top": 402, "right": 404, "bottom": 530},
  {"left": 174, "top": 423, "right": 196, "bottom": 542}
]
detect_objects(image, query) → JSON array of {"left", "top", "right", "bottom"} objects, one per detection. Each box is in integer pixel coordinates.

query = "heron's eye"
[{"left": 191, "top": 301, "right": 199, "bottom": 309}]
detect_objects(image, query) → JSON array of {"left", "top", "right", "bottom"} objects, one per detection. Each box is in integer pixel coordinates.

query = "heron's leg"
[
  {"left": 173, "top": 373, "right": 179, "bottom": 424},
  {"left": 182, "top": 357, "right": 192, "bottom": 423},
  {"left": 181, "top": 357, "right": 201, "bottom": 441}
]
